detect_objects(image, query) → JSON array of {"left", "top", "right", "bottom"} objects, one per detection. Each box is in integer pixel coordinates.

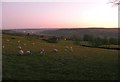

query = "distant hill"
[
  {"left": 2, "top": 28, "right": 57, "bottom": 35},
  {"left": 2, "top": 28, "right": 118, "bottom": 38},
  {"left": 40, "top": 28, "right": 118, "bottom": 38}
]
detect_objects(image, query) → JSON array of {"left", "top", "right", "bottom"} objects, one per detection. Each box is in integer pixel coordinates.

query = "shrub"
[{"left": 45, "top": 36, "right": 59, "bottom": 43}]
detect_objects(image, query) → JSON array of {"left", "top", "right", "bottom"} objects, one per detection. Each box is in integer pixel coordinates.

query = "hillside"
[
  {"left": 40, "top": 28, "right": 118, "bottom": 38},
  {"left": 2, "top": 28, "right": 118, "bottom": 38},
  {"left": 2, "top": 34, "right": 118, "bottom": 80}
]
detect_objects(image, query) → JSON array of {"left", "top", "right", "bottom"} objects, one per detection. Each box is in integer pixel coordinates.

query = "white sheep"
[
  {"left": 6, "top": 39, "right": 10, "bottom": 42},
  {"left": 18, "top": 46, "right": 22, "bottom": 50},
  {"left": 70, "top": 46, "right": 73, "bottom": 52},
  {"left": 65, "top": 46, "right": 69, "bottom": 49},
  {"left": 40, "top": 48, "right": 45, "bottom": 55},
  {"left": 25, "top": 50, "right": 32, "bottom": 55},
  {"left": 2, "top": 45, "right": 4, "bottom": 49},
  {"left": 65, "top": 46, "right": 73, "bottom": 52},
  {"left": 53, "top": 49, "right": 58, "bottom": 52},
  {"left": 64, "top": 49, "right": 67, "bottom": 51},
  {"left": 18, "top": 49, "right": 24, "bottom": 55},
  {"left": 23, "top": 31, "right": 26, "bottom": 33},
  {"left": 32, "top": 32, "right": 34, "bottom": 34},
  {"left": 65, "top": 46, "right": 69, "bottom": 51},
  {"left": 17, "top": 40, "right": 21, "bottom": 43}
]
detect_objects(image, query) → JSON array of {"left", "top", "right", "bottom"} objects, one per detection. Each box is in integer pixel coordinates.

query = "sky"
[{"left": 1, "top": 0, "right": 118, "bottom": 29}]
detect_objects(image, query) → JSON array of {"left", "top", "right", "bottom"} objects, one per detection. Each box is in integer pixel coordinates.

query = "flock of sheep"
[
  {"left": 18, "top": 45, "right": 73, "bottom": 55},
  {"left": 3, "top": 39, "right": 73, "bottom": 55}
]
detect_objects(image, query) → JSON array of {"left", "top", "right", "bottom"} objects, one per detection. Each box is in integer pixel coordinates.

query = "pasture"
[{"left": 2, "top": 34, "right": 118, "bottom": 80}]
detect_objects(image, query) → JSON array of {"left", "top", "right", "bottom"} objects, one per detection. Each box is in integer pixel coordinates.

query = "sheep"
[
  {"left": 2, "top": 45, "right": 4, "bottom": 49},
  {"left": 18, "top": 49, "right": 24, "bottom": 55},
  {"left": 25, "top": 50, "right": 32, "bottom": 55},
  {"left": 65, "top": 46, "right": 69, "bottom": 51},
  {"left": 53, "top": 49, "right": 58, "bottom": 52},
  {"left": 64, "top": 46, "right": 73, "bottom": 52},
  {"left": 65, "top": 46, "right": 69, "bottom": 49},
  {"left": 6, "top": 39, "right": 10, "bottom": 42},
  {"left": 70, "top": 46, "right": 73, "bottom": 52},
  {"left": 64, "top": 49, "right": 67, "bottom": 51},
  {"left": 23, "top": 31, "right": 26, "bottom": 33},
  {"left": 31, "top": 32, "right": 34, "bottom": 34},
  {"left": 17, "top": 40, "right": 21, "bottom": 43},
  {"left": 18, "top": 46, "right": 22, "bottom": 50},
  {"left": 40, "top": 48, "right": 45, "bottom": 55}
]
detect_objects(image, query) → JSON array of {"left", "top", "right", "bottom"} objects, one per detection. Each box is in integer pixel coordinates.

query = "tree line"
[{"left": 72, "top": 34, "right": 119, "bottom": 48}]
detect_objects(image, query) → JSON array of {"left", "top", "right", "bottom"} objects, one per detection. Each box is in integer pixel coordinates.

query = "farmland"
[{"left": 2, "top": 34, "right": 118, "bottom": 80}]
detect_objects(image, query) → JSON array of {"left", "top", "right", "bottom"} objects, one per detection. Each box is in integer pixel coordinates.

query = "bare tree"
[{"left": 109, "top": 0, "right": 120, "bottom": 6}]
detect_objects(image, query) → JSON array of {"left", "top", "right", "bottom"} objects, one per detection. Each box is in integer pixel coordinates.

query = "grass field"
[{"left": 2, "top": 34, "right": 118, "bottom": 80}]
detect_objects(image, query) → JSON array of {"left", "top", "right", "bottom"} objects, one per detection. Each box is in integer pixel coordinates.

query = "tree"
[
  {"left": 83, "top": 34, "right": 93, "bottom": 42},
  {"left": 92, "top": 37, "right": 103, "bottom": 47},
  {"left": 101, "top": 37, "right": 109, "bottom": 45},
  {"left": 101, "top": 37, "right": 110, "bottom": 48},
  {"left": 46, "top": 36, "right": 59, "bottom": 43},
  {"left": 109, "top": 0, "right": 120, "bottom": 6},
  {"left": 71, "top": 34, "right": 82, "bottom": 45},
  {"left": 109, "top": 37, "right": 118, "bottom": 45},
  {"left": 118, "top": 38, "right": 120, "bottom": 45}
]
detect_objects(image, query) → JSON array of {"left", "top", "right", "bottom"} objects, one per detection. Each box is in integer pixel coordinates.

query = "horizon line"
[{"left": 1, "top": 27, "right": 119, "bottom": 30}]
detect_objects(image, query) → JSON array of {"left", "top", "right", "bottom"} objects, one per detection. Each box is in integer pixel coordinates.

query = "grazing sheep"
[
  {"left": 53, "top": 49, "right": 58, "bottom": 52},
  {"left": 40, "top": 48, "right": 45, "bottom": 55},
  {"left": 23, "top": 31, "right": 26, "bottom": 33},
  {"left": 65, "top": 46, "right": 73, "bottom": 52},
  {"left": 65, "top": 46, "right": 69, "bottom": 51},
  {"left": 2, "top": 45, "right": 4, "bottom": 49},
  {"left": 6, "top": 39, "right": 10, "bottom": 42},
  {"left": 18, "top": 49, "right": 24, "bottom": 55},
  {"left": 32, "top": 32, "right": 34, "bottom": 34},
  {"left": 17, "top": 40, "right": 21, "bottom": 43},
  {"left": 25, "top": 50, "right": 32, "bottom": 55},
  {"left": 18, "top": 46, "right": 22, "bottom": 50},
  {"left": 65, "top": 46, "right": 69, "bottom": 49},
  {"left": 64, "top": 49, "right": 67, "bottom": 51},
  {"left": 70, "top": 46, "right": 73, "bottom": 52}
]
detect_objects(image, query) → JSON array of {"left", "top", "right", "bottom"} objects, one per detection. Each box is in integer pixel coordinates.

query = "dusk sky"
[{"left": 1, "top": 0, "right": 118, "bottom": 29}]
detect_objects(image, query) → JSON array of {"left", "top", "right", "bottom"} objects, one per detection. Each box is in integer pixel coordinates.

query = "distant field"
[
  {"left": 2, "top": 34, "right": 118, "bottom": 80},
  {"left": 79, "top": 41, "right": 119, "bottom": 49}
]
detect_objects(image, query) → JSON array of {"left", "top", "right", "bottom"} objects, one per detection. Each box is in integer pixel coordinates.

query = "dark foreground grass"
[{"left": 2, "top": 34, "right": 118, "bottom": 80}]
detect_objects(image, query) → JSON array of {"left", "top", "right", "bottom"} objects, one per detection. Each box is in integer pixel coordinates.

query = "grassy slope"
[{"left": 2, "top": 34, "right": 118, "bottom": 80}]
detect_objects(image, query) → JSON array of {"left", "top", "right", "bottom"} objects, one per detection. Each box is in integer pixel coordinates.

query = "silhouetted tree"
[
  {"left": 109, "top": 37, "right": 118, "bottom": 45},
  {"left": 100, "top": 37, "right": 108, "bottom": 45},
  {"left": 83, "top": 34, "right": 93, "bottom": 41},
  {"left": 91, "top": 37, "right": 103, "bottom": 47},
  {"left": 109, "top": 0, "right": 120, "bottom": 5},
  {"left": 70, "top": 33, "right": 82, "bottom": 45},
  {"left": 46, "top": 36, "right": 59, "bottom": 43},
  {"left": 118, "top": 38, "right": 120, "bottom": 45}
]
